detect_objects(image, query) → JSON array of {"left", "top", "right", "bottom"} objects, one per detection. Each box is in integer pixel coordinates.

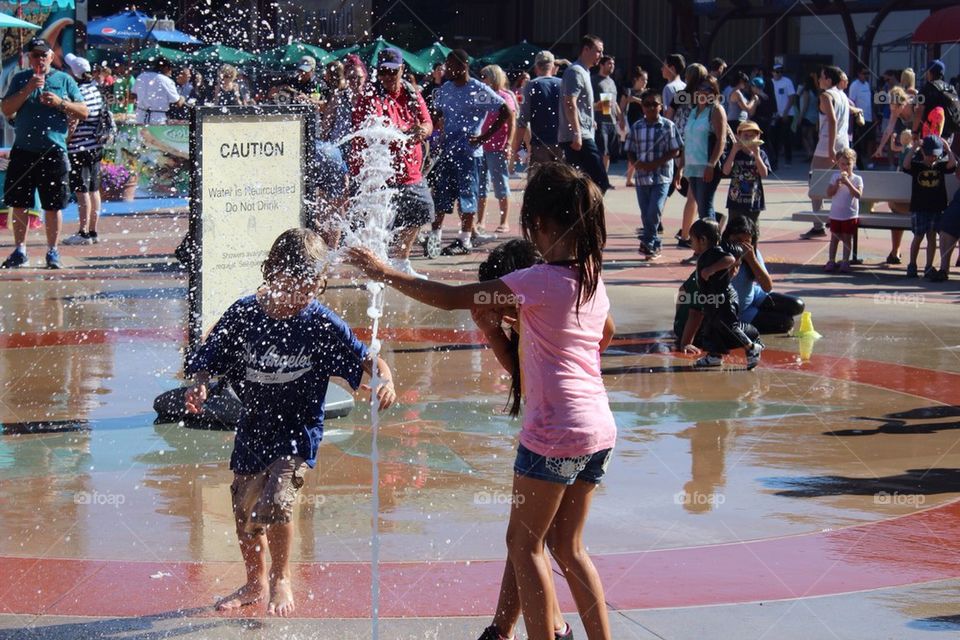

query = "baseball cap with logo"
[
  {"left": 377, "top": 47, "right": 404, "bottom": 69},
  {"left": 23, "top": 37, "right": 50, "bottom": 53},
  {"left": 298, "top": 55, "right": 316, "bottom": 72},
  {"left": 922, "top": 135, "right": 944, "bottom": 157}
]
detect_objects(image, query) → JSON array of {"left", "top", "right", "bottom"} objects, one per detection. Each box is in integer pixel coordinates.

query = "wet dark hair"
[
  {"left": 261, "top": 228, "right": 328, "bottom": 285},
  {"left": 820, "top": 65, "right": 843, "bottom": 86},
  {"left": 689, "top": 218, "right": 720, "bottom": 247},
  {"left": 665, "top": 53, "right": 686, "bottom": 76},
  {"left": 478, "top": 239, "right": 544, "bottom": 417},
  {"left": 520, "top": 162, "right": 606, "bottom": 318},
  {"left": 721, "top": 216, "right": 759, "bottom": 279}
]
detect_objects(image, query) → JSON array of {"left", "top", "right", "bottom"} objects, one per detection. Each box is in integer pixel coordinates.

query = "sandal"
[{"left": 494, "top": 225, "right": 510, "bottom": 234}]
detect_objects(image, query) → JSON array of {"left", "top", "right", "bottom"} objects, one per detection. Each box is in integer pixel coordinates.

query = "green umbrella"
[
  {"left": 191, "top": 44, "right": 256, "bottom": 66},
  {"left": 477, "top": 41, "right": 543, "bottom": 70},
  {"left": 131, "top": 45, "right": 189, "bottom": 65},
  {"left": 257, "top": 42, "right": 331, "bottom": 68},
  {"left": 415, "top": 41, "right": 456, "bottom": 67},
  {"left": 335, "top": 37, "right": 432, "bottom": 75},
  {"left": 0, "top": 11, "right": 39, "bottom": 30}
]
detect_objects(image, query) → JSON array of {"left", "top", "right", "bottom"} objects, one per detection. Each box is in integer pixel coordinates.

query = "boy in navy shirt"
[
  {"left": 185, "top": 228, "right": 395, "bottom": 616},
  {"left": 722, "top": 120, "right": 771, "bottom": 231},
  {"left": 690, "top": 218, "right": 763, "bottom": 370}
]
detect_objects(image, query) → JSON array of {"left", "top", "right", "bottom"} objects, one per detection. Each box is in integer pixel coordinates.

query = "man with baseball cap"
[
  {"left": 1, "top": 37, "right": 88, "bottom": 269},
  {"left": 352, "top": 47, "right": 434, "bottom": 278}
]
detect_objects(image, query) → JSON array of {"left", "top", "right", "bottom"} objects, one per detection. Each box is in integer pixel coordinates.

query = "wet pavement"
[{"left": 1, "top": 164, "right": 960, "bottom": 638}]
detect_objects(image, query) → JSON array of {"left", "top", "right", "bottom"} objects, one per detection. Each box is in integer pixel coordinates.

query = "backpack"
[
  {"left": 931, "top": 80, "right": 960, "bottom": 138},
  {"left": 93, "top": 89, "right": 116, "bottom": 145}
]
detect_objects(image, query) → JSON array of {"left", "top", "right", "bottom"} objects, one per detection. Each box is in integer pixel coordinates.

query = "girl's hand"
[
  {"left": 346, "top": 246, "right": 389, "bottom": 278},
  {"left": 682, "top": 343, "right": 702, "bottom": 355},
  {"left": 185, "top": 383, "right": 208, "bottom": 414},
  {"left": 362, "top": 379, "right": 396, "bottom": 411},
  {"left": 470, "top": 306, "right": 503, "bottom": 333}
]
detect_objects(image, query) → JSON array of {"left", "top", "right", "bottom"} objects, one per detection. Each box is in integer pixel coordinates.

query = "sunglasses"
[
  {"left": 377, "top": 67, "right": 400, "bottom": 75},
  {"left": 29, "top": 51, "right": 47, "bottom": 59}
]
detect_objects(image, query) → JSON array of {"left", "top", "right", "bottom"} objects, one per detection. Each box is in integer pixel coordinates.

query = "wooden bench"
[{"left": 791, "top": 170, "right": 960, "bottom": 262}]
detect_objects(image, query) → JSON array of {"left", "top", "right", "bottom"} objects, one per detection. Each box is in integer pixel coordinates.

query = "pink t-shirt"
[
  {"left": 500, "top": 264, "right": 617, "bottom": 457},
  {"left": 482, "top": 89, "right": 517, "bottom": 152}
]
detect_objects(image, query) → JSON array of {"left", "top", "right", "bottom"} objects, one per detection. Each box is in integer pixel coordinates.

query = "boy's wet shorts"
[
  {"left": 911, "top": 211, "right": 940, "bottom": 236},
  {"left": 514, "top": 443, "right": 613, "bottom": 486},
  {"left": 231, "top": 455, "right": 307, "bottom": 535}
]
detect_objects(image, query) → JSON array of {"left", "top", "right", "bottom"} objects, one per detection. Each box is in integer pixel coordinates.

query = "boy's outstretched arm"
[
  {"left": 361, "top": 355, "right": 396, "bottom": 411},
  {"left": 348, "top": 247, "right": 512, "bottom": 311}
]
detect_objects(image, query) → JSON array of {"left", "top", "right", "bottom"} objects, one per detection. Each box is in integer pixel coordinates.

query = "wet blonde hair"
[
  {"left": 219, "top": 64, "right": 237, "bottom": 81},
  {"left": 480, "top": 64, "right": 508, "bottom": 92},
  {"left": 261, "top": 228, "right": 328, "bottom": 285},
  {"left": 901, "top": 68, "right": 915, "bottom": 91},
  {"left": 838, "top": 148, "right": 857, "bottom": 164}
]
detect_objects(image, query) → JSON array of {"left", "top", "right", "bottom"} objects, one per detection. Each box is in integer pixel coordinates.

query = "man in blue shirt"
[
  {"left": 427, "top": 49, "right": 511, "bottom": 256},
  {"left": 1, "top": 37, "right": 88, "bottom": 269}
]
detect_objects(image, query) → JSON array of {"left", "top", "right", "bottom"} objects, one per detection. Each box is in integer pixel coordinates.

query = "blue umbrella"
[
  {"left": 86, "top": 10, "right": 201, "bottom": 46},
  {"left": 0, "top": 12, "right": 39, "bottom": 30}
]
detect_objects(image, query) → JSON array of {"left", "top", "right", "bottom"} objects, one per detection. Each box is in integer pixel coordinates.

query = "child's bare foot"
[
  {"left": 268, "top": 578, "right": 295, "bottom": 617},
  {"left": 215, "top": 581, "right": 265, "bottom": 611}
]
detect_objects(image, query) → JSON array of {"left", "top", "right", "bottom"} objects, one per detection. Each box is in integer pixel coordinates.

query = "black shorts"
[
  {"left": 391, "top": 180, "right": 434, "bottom": 229},
  {"left": 4, "top": 147, "right": 70, "bottom": 211},
  {"left": 595, "top": 121, "right": 619, "bottom": 158},
  {"left": 68, "top": 150, "right": 103, "bottom": 193}
]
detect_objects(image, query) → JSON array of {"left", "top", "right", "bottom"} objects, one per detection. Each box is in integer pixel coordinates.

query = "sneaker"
[
  {"left": 472, "top": 230, "right": 497, "bottom": 245},
  {"left": 905, "top": 263, "right": 918, "bottom": 278},
  {"left": 838, "top": 261, "right": 851, "bottom": 273},
  {"left": 555, "top": 622, "right": 574, "bottom": 640},
  {"left": 677, "top": 238, "right": 692, "bottom": 249},
  {"left": 800, "top": 226, "right": 827, "bottom": 239},
  {"left": 930, "top": 269, "right": 949, "bottom": 282},
  {"left": 62, "top": 231, "right": 91, "bottom": 246},
  {"left": 46, "top": 248, "right": 62, "bottom": 270},
  {"left": 674, "top": 229, "right": 683, "bottom": 241},
  {"left": 884, "top": 253, "right": 902, "bottom": 265},
  {"left": 923, "top": 266, "right": 936, "bottom": 280},
  {"left": 823, "top": 261, "right": 836, "bottom": 272},
  {"left": 657, "top": 222, "right": 664, "bottom": 234},
  {"left": 440, "top": 239, "right": 472, "bottom": 256},
  {"left": 638, "top": 243, "right": 655, "bottom": 256},
  {"left": 88, "top": 231, "right": 100, "bottom": 243},
  {"left": 477, "top": 625, "right": 512, "bottom": 640},
  {"left": 694, "top": 354, "right": 723, "bottom": 367},
  {"left": 390, "top": 258, "right": 428, "bottom": 280},
  {"left": 746, "top": 341, "right": 764, "bottom": 370},
  {"left": 424, "top": 232, "right": 441, "bottom": 259},
  {"left": 1, "top": 247, "right": 28, "bottom": 269}
]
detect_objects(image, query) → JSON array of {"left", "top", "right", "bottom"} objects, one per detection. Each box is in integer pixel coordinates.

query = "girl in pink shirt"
[{"left": 350, "top": 162, "right": 617, "bottom": 640}]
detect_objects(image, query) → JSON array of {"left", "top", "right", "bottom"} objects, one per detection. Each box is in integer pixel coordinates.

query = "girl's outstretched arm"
[
  {"left": 600, "top": 313, "right": 616, "bottom": 353},
  {"left": 348, "top": 247, "right": 513, "bottom": 310}
]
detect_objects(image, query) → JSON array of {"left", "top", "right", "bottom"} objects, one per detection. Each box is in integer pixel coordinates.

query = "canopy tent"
[
  {"left": 476, "top": 41, "right": 543, "bottom": 70},
  {"left": 86, "top": 10, "right": 201, "bottom": 47},
  {"left": 912, "top": 6, "right": 960, "bottom": 45},
  {"left": 192, "top": 45, "right": 256, "bottom": 66},
  {"left": 257, "top": 42, "right": 331, "bottom": 68},
  {"left": 130, "top": 45, "right": 189, "bottom": 65},
  {"left": 333, "top": 37, "right": 432, "bottom": 74},
  {"left": 416, "top": 41, "right": 456, "bottom": 67},
  {"left": 0, "top": 11, "right": 39, "bottom": 29}
]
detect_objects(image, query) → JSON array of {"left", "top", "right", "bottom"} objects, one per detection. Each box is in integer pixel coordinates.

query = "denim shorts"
[
  {"left": 514, "top": 443, "right": 613, "bottom": 486},
  {"left": 479, "top": 150, "right": 510, "bottom": 200},
  {"left": 432, "top": 152, "right": 480, "bottom": 215}
]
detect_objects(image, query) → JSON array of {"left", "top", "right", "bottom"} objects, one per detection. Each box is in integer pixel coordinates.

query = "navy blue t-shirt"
[{"left": 186, "top": 295, "right": 368, "bottom": 474}]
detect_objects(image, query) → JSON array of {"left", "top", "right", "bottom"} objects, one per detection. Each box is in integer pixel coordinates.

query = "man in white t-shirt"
[
  {"left": 661, "top": 53, "right": 686, "bottom": 110},
  {"left": 769, "top": 63, "right": 796, "bottom": 169},
  {"left": 848, "top": 66, "right": 875, "bottom": 168},
  {"left": 132, "top": 58, "right": 184, "bottom": 125}
]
